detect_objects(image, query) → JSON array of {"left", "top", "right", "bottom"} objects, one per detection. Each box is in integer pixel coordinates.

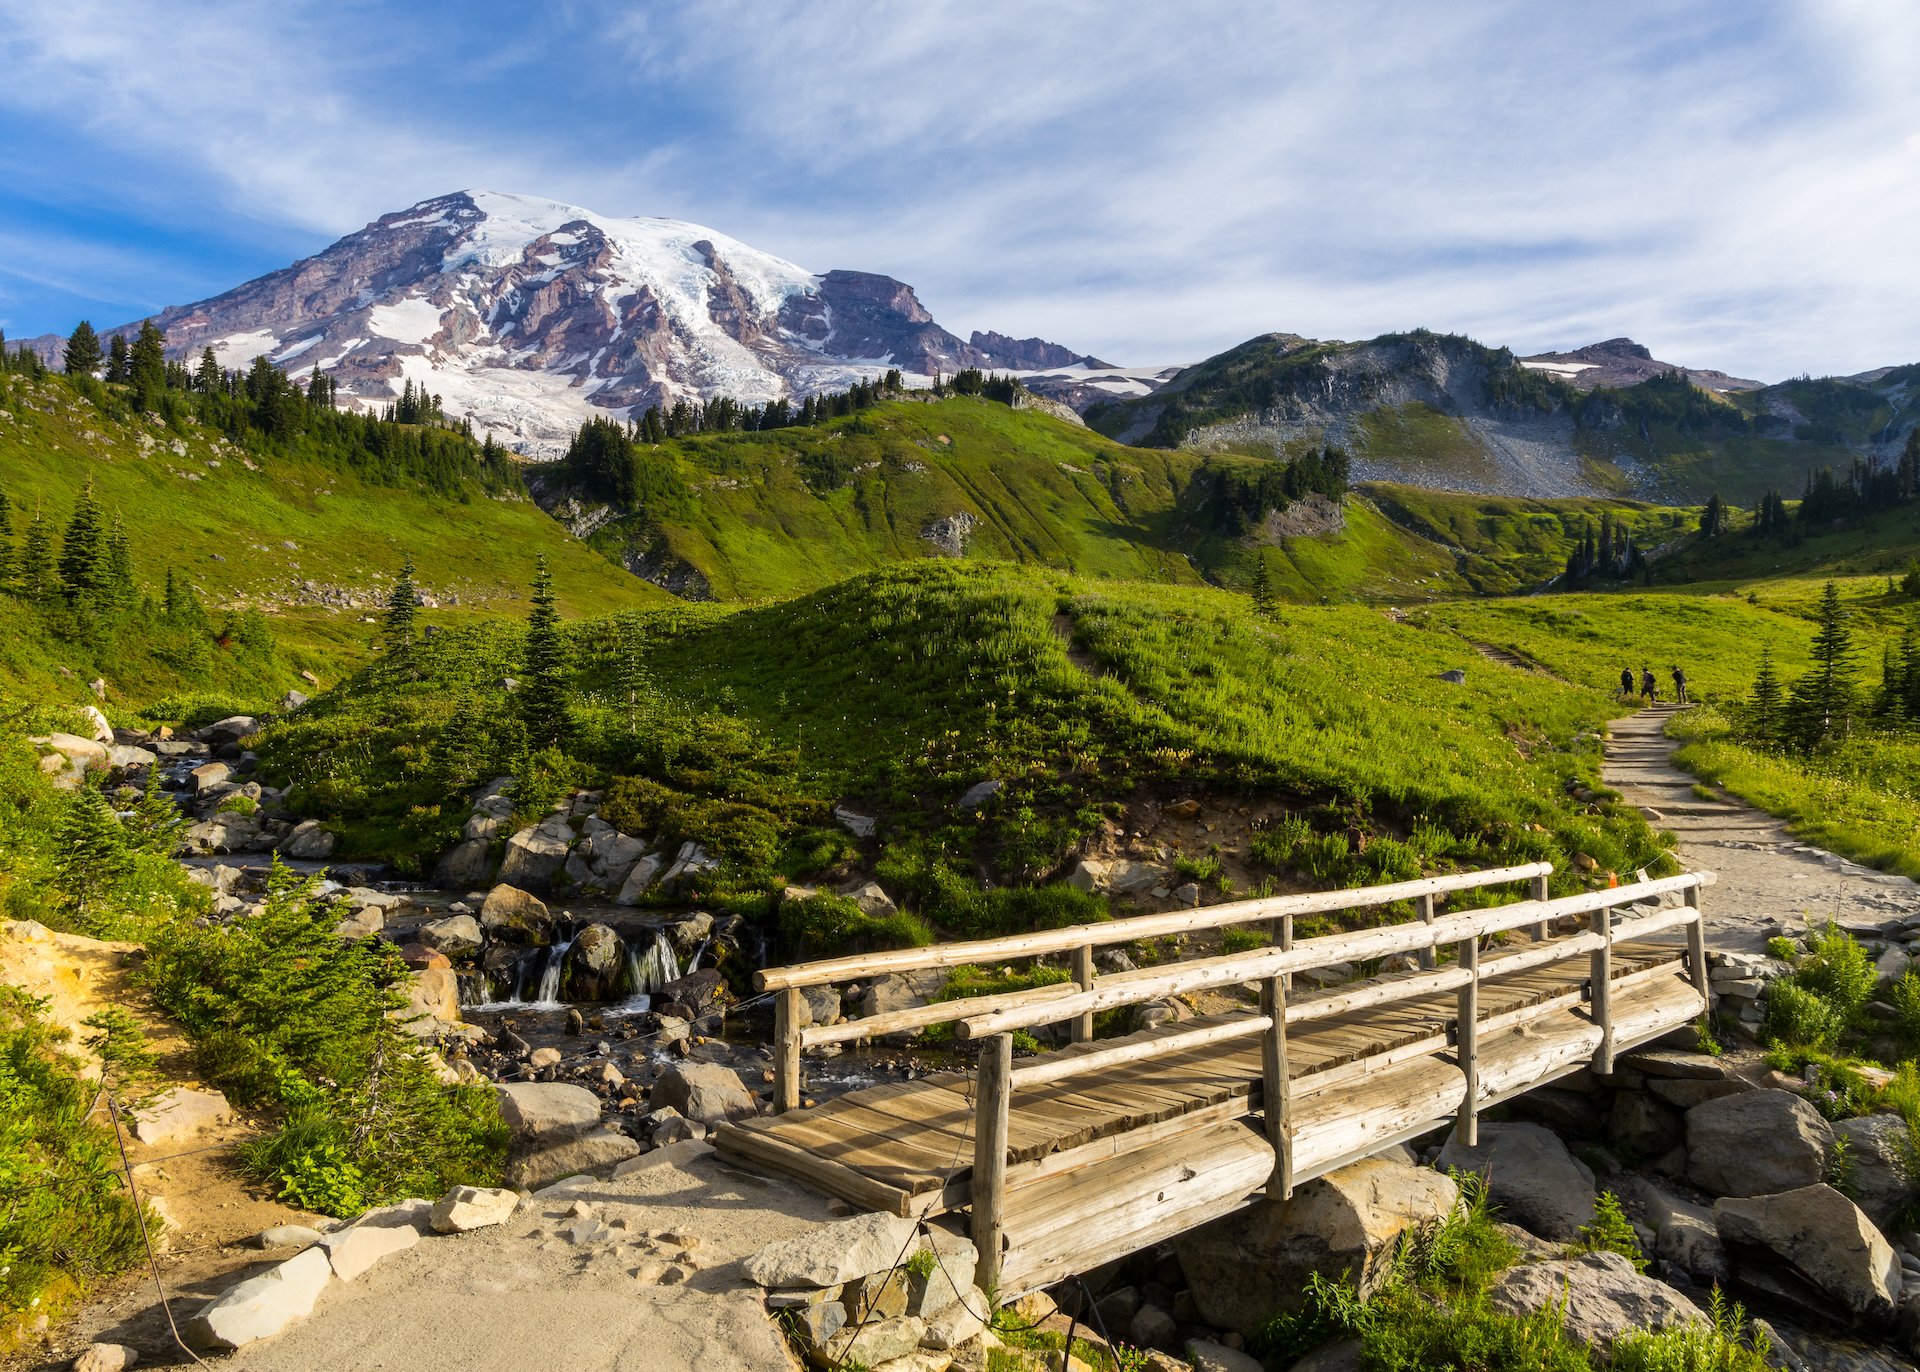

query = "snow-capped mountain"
[{"left": 132, "top": 190, "right": 1109, "bottom": 453}]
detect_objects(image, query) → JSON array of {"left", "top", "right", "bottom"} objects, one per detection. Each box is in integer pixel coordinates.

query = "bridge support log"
[
  {"left": 973, "top": 1033, "right": 1013, "bottom": 1293},
  {"left": 1687, "top": 905, "right": 1710, "bottom": 1006},
  {"left": 1417, "top": 893, "right": 1437, "bottom": 971},
  {"left": 1261, "top": 975, "right": 1292, "bottom": 1199},
  {"left": 1456, "top": 935, "right": 1479, "bottom": 1147},
  {"left": 1590, "top": 906, "right": 1614, "bottom": 1075},
  {"left": 774, "top": 987, "right": 802, "bottom": 1114},
  {"left": 1530, "top": 871, "right": 1552, "bottom": 944},
  {"left": 1071, "top": 943, "right": 1096, "bottom": 1044}
]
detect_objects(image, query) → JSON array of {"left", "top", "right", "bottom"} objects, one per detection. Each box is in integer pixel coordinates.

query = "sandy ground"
[{"left": 1603, "top": 706, "right": 1920, "bottom": 952}]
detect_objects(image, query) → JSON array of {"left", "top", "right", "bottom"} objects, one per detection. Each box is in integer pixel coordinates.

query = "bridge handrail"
[
  {"left": 954, "top": 871, "right": 1712, "bottom": 1040},
  {"left": 755, "top": 861, "right": 1553, "bottom": 992}
]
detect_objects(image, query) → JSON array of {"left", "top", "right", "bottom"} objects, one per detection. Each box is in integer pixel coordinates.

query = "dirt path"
[{"left": 1603, "top": 706, "right": 1920, "bottom": 953}]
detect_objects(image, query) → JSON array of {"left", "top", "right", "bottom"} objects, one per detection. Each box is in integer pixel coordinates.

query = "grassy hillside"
[
  {"left": 0, "top": 369, "right": 661, "bottom": 711},
  {"left": 262, "top": 562, "right": 1671, "bottom": 919}
]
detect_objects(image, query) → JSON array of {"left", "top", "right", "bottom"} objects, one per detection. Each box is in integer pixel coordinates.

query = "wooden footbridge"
[{"left": 713, "top": 863, "right": 1714, "bottom": 1296}]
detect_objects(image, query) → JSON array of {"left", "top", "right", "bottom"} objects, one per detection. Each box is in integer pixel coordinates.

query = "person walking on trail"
[
  {"left": 1641, "top": 667, "right": 1658, "bottom": 704},
  {"left": 1672, "top": 664, "right": 1689, "bottom": 705},
  {"left": 1619, "top": 667, "right": 1634, "bottom": 698}
]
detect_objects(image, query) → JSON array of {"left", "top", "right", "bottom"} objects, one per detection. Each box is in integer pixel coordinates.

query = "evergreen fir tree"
[
  {"left": 127, "top": 767, "right": 186, "bottom": 855},
  {"left": 1249, "top": 556, "right": 1276, "bottom": 618},
  {"left": 195, "top": 346, "right": 221, "bottom": 395},
  {"left": 20, "top": 507, "right": 55, "bottom": 601},
  {"left": 384, "top": 555, "right": 419, "bottom": 673},
  {"left": 105, "top": 334, "right": 129, "bottom": 385},
  {"left": 1785, "top": 581, "right": 1858, "bottom": 750},
  {"left": 0, "top": 488, "right": 13, "bottom": 587},
  {"left": 58, "top": 482, "right": 107, "bottom": 605},
  {"left": 55, "top": 787, "right": 133, "bottom": 925},
  {"left": 1745, "top": 647, "right": 1783, "bottom": 746},
  {"left": 611, "top": 615, "right": 649, "bottom": 734},
  {"left": 128, "top": 321, "right": 168, "bottom": 410},
  {"left": 1700, "top": 493, "right": 1725, "bottom": 538},
  {"left": 63, "top": 321, "right": 104, "bottom": 377},
  {"left": 519, "top": 555, "right": 569, "bottom": 746},
  {"left": 103, "top": 513, "right": 134, "bottom": 609}
]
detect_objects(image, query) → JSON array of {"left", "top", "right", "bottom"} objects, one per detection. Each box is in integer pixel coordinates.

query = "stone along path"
[{"left": 1603, "top": 705, "right": 1920, "bottom": 953}]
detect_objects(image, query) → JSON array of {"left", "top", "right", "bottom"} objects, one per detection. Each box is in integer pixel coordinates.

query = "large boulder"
[
  {"left": 1435, "top": 1121, "right": 1595, "bottom": 1241},
  {"left": 497, "top": 814, "right": 574, "bottom": 889},
  {"left": 504, "top": 1126, "right": 641, "bottom": 1189},
  {"left": 1174, "top": 1156, "right": 1459, "bottom": 1336},
  {"left": 1642, "top": 1185, "right": 1730, "bottom": 1286},
  {"left": 613, "top": 853, "right": 664, "bottom": 905},
  {"left": 1066, "top": 856, "right": 1167, "bottom": 896},
  {"left": 198, "top": 715, "right": 261, "bottom": 749},
  {"left": 400, "top": 968, "right": 460, "bottom": 1032},
  {"left": 316, "top": 1212, "right": 422, "bottom": 1281},
  {"left": 478, "top": 884, "right": 552, "bottom": 944},
  {"left": 1487, "top": 1250, "right": 1703, "bottom": 1350},
  {"left": 560, "top": 923, "right": 625, "bottom": 1001},
  {"left": 744, "top": 1211, "right": 921, "bottom": 1288},
  {"left": 33, "top": 733, "right": 110, "bottom": 789},
  {"left": 1715, "top": 1183, "right": 1901, "bottom": 1327},
  {"left": 653, "top": 1061, "right": 757, "bottom": 1126},
  {"left": 1686, "top": 1090, "right": 1833, "bottom": 1197},
  {"left": 1831, "top": 1115, "right": 1914, "bottom": 1231},
  {"left": 436, "top": 838, "right": 494, "bottom": 889},
  {"left": 279, "top": 820, "right": 336, "bottom": 860},
  {"left": 497, "top": 1082, "right": 601, "bottom": 1145},
  {"left": 185, "top": 1246, "right": 331, "bottom": 1349},
  {"left": 419, "top": 914, "right": 483, "bottom": 958}
]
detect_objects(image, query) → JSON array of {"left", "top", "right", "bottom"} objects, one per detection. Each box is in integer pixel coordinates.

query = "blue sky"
[{"left": 2, "top": 0, "right": 1916, "bottom": 379}]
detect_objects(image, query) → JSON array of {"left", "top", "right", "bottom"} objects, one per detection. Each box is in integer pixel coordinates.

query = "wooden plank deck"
[{"left": 712, "top": 941, "right": 1698, "bottom": 1218}]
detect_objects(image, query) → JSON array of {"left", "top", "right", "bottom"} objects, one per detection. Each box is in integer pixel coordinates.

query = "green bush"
[
  {"left": 1571, "top": 1191, "right": 1646, "bottom": 1271},
  {"left": 1766, "top": 935, "right": 1800, "bottom": 962},
  {"left": 776, "top": 892, "right": 932, "bottom": 959},
  {"left": 0, "top": 987, "right": 146, "bottom": 1348},
  {"left": 1611, "top": 1287, "right": 1772, "bottom": 1372},
  {"left": 141, "top": 862, "right": 506, "bottom": 1215},
  {"left": 1765, "top": 982, "right": 1848, "bottom": 1053}
]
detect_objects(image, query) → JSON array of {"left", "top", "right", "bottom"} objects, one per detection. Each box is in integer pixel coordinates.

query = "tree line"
[
  {"left": 1735, "top": 580, "right": 1920, "bottom": 754},
  {"left": 1562, "top": 510, "right": 1646, "bottom": 585},
  {"left": 1698, "top": 430, "right": 1920, "bottom": 548}
]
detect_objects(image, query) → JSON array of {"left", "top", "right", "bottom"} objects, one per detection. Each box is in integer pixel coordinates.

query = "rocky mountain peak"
[{"left": 79, "top": 189, "right": 1105, "bottom": 456}]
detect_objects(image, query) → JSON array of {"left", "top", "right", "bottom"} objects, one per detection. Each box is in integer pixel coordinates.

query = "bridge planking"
[{"left": 714, "top": 940, "right": 1689, "bottom": 1217}]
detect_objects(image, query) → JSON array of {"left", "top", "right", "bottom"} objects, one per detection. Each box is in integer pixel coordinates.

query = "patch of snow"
[
  {"left": 366, "top": 298, "right": 446, "bottom": 346},
  {"left": 1519, "top": 360, "right": 1596, "bottom": 378},
  {"left": 210, "top": 329, "right": 282, "bottom": 368},
  {"left": 272, "top": 335, "right": 324, "bottom": 363}
]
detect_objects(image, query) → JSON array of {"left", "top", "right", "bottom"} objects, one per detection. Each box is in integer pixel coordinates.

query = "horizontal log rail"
[
  {"left": 755, "top": 862, "right": 1554, "bottom": 992},
  {"left": 1008, "top": 1015, "right": 1272, "bottom": 1089}
]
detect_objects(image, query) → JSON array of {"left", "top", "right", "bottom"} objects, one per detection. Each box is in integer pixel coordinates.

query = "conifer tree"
[
  {"left": 1785, "top": 581, "right": 1858, "bottom": 750},
  {"left": 106, "top": 334, "right": 129, "bottom": 385},
  {"left": 519, "top": 555, "right": 569, "bottom": 746},
  {"left": 20, "top": 507, "right": 55, "bottom": 601},
  {"left": 1249, "top": 556, "right": 1276, "bottom": 618},
  {"left": 128, "top": 321, "right": 168, "bottom": 410},
  {"left": 0, "top": 488, "right": 13, "bottom": 587},
  {"left": 1745, "top": 647, "right": 1783, "bottom": 745},
  {"left": 64, "top": 321, "right": 104, "bottom": 377},
  {"left": 1700, "top": 493, "right": 1725, "bottom": 538},
  {"left": 384, "top": 555, "right": 419, "bottom": 672},
  {"left": 195, "top": 346, "right": 221, "bottom": 395},
  {"left": 612, "top": 614, "right": 649, "bottom": 734},
  {"left": 58, "top": 482, "right": 107, "bottom": 605},
  {"left": 56, "top": 787, "right": 133, "bottom": 925},
  {"left": 103, "top": 513, "right": 134, "bottom": 608}
]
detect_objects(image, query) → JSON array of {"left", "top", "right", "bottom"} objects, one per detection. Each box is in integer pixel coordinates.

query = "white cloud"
[{"left": 1, "top": 0, "right": 1917, "bottom": 378}]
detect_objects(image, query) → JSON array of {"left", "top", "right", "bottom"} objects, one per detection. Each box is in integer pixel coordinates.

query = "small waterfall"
[
  {"left": 627, "top": 932, "right": 682, "bottom": 996},
  {"left": 534, "top": 939, "right": 573, "bottom": 1004},
  {"left": 684, "top": 936, "right": 711, "bottom": 975}
]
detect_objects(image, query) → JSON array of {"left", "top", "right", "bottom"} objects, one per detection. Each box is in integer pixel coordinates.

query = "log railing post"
[
  {"left": 1276, "top": 911, "right": 1294, "bottom": 990},
  {"left": 1456, "top": 934, "right": 1480, "bottom": 1147},
  {"left": 1417, "top": 893, "right": 1438, "bottom": 970},
  {"left": 972, "top": 1033, "right": 1013, "bottom": 1293},
  {"left": 1590, "top": 905, "right": 1614, "bottom": 1075},
  {"left": 774, "top": 986, "right": 802, "bottom": 1114},
  {"left": 1530, "top": 870, "right": 1552, "bottom": 943},
  {"left": 1686, "top": 880, "right": 1710, "bottom": 1005},
  {"left": 1071, "top": 941, "right": 1096, "bottom": 1044},
  {"left": 1260, "top": 975, "right": 1292, "bottom": 1199}
]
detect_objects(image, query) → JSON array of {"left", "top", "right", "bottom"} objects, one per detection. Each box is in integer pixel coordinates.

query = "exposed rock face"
[
  {"left": 1715, "top": 1184, "right": 1902, "bottom": 1327},
  {"left": 1686, "top": 1090, "right": 1833, "bottom": 1197},
  {"left": 967, "top": 330, "right": 1111, "bottom": 372},
  {"left": 113, "top": 190, "right": 1099, "bottom": 457},
  {"left": 497, "top": 814, "right": 573, "bottom": 889},
  {"left": 1519, "top": 337, "right": 1764, "bottom": 394},
  {"left": 1487, "top": 1250, "right": 1704, "bottom": 1349},
  {"left": 1174, "top": 1156, "right": 1459, "bottom": 1336},
  {"left": 1830, "top": 1115, "right": 1915, "bottom": 1230},
  {"left": 280, "top": 820, "right": 336, "bottom": 859},
  {"left": 1435, "top": 1121, "right": 1596, "bottom": 1241}
]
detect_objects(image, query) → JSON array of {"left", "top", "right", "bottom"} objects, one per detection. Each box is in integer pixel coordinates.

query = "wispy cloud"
[{"left": 0, "top": 0, "right": 1915, "bottom": 378}]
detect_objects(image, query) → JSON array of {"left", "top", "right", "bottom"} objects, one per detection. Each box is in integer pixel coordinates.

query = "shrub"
[
  {"left": 1572, "top": 1191, "right": 1646, "bottom": 1271},
  {"left": 1799, "top": 922, "right": 1878, "bottom": 1028},
  {"left": 1766, "top": 936, "right": 1800, "bottom": 962},
  {"left": 777, "top": 892, "right": 932, "bottom": 959},
  {"left": 1891, "top": 972, "right": 1920, "bottom": 1059},
  {"left": 0, "top": 987, "right": 145, "bottom": 1346},
  {"left": 1765, "top": 982, "right": 1848, "bottom": 1053},
  {"left": 141, "top": 861, "right": 505, "bottom": 1215},
  {"left": 1610, "top": 1287, "right": 1772, "bottom": 1372}
]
